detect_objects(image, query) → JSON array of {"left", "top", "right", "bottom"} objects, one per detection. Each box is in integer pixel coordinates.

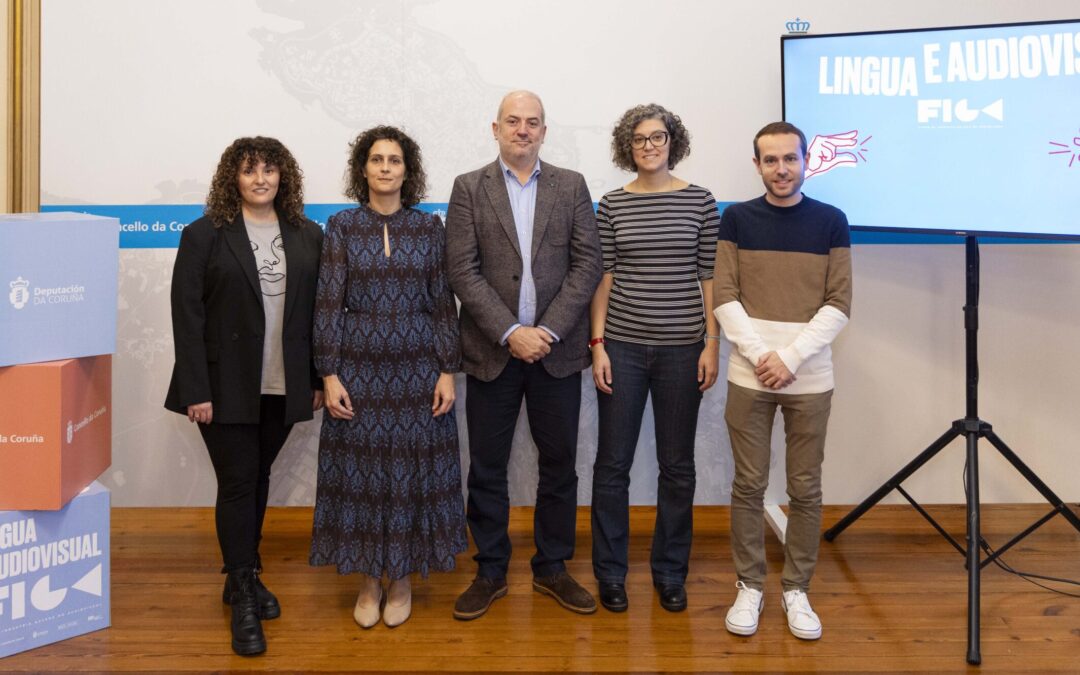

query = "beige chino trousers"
[{"left": 724, "top": 381, "right": 833, "bottom": 592}]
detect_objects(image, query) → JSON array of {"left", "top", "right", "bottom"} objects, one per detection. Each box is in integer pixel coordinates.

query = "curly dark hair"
[
  {"left": 204, "top": 136, "right": 306, "bottom": 228},
  {"left": 344, "top": 126, "right": 428, "bottom": 208},
  {"left": 610, "top": 103, "right": 691, "bottom": 172}
]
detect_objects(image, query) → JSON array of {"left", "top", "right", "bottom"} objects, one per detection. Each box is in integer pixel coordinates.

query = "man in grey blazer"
[{"left": 446, "top": 90, "right": 602, "bottom": 619}]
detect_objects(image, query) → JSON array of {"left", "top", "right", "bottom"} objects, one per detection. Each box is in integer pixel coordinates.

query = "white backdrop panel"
[{"left": 40, "top": 0, "right": 1080, "bottom": 506}]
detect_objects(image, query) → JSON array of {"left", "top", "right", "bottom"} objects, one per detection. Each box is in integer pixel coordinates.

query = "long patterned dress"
[{"left": 309, "top": 205, "right": 467, "bottom": 579}]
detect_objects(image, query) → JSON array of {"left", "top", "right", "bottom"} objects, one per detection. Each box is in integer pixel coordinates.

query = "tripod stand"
[{"left": 823, "top": 236, "right": 1080, "bottom": 665}]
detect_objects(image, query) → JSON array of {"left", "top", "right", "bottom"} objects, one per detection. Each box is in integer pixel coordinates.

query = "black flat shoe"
[
  {"left": 598, "top": 582, "right": 628, "bottom": 613},
  {"left": 655, "top": 583, "right": 687, "bottom": 612}
]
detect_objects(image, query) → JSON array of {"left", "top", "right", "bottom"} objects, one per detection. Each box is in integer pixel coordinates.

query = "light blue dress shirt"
[{"left": 498, "top": 157, "right": 558, "bottom": 345}]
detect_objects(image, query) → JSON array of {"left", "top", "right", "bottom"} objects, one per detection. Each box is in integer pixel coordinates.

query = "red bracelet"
[{"left": 589, "top": 337, "right": 605, "bottom": 348}]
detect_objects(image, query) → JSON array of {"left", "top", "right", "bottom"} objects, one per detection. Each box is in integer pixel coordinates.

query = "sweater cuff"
[
  {"left": 714, "top": 301, "right": 769, "bottom": 365},
  {"left": 780, "top": 304, "right": 849, "bottom": 373},
  {"left": 775, "top": 346, "right": 801, "bottom": 373}
]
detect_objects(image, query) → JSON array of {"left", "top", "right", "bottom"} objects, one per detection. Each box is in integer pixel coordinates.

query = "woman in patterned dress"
[{"left": 310, "top": 126, "right": 466, "bottom": 628}]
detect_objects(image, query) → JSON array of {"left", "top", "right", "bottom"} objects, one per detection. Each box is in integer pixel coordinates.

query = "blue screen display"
[{"left": 783, "top": 20, "right": 1080, "bottom": 239}]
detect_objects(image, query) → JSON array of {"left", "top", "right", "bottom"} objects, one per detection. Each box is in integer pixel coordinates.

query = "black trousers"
[
  {"left": 198, "top": 395, "right": 293, "bottom": 572},
  {"left": 465, "top": 360, "right": 582, "bottom": 579}
]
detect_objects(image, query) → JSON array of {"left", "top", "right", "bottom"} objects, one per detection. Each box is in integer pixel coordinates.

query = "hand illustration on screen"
[
  {"left": 1048, "top": 129, "right": 1080, "bottom": 168},
  {"left": 805, "top": 130, "right": 869, "bottom": 179}
]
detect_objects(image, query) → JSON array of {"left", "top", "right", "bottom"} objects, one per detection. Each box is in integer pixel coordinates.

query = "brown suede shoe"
[
  {"left": 453, "top": 577, "right": 507, "bottom": 621},
  {"left": 532, "top": 571, "right": 597, "bottom": 614}
]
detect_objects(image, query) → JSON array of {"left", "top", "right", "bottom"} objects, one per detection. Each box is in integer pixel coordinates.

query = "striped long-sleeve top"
[
  {"left": 712, "top": 195, "right": 852, "bottom": 394},
  {"left": 598, "top": 185, "right": 720, "bottom": 345}
]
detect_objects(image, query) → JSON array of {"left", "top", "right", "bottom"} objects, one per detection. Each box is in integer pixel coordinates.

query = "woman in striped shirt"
[{"left": 589, "top": 103, "right": 720, "bottom": 614}]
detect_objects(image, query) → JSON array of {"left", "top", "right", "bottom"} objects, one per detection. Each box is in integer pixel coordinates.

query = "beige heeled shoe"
[
  {"left": 353, "top": 579, "right": 383, "bottom": 629},
  {"left": 382, "top": 577, "right": 412, "bottom": 628}
]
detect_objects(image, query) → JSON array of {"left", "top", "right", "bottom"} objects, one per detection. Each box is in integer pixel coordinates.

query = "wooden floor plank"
[{"left": 2, "top": 505, "right": 1079, "bottom": 672}]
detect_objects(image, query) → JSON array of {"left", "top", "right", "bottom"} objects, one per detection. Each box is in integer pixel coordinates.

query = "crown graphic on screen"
[{"left": 786, "top": 17, "right": 810, "bottom": 34}]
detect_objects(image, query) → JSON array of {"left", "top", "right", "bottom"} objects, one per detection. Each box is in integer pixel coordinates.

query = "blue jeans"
[{"left": 591, "top": 339, "right": 702, "bottom": 586}]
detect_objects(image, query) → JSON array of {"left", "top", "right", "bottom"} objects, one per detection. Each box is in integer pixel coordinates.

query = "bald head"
[
  {"left": 492, "top": 90, "right": 547, "bottom": 172},
  {"left": 497, "top": 90, "right": 545, "bottom": 124}
]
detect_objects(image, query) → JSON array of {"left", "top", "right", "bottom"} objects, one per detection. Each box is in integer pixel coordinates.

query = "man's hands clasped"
[
  {"left": 755, "top": 351, "right": 796, "bottom": 390},
  {"left": 507, "top": 326, "right": 553, "bottom": 363}
]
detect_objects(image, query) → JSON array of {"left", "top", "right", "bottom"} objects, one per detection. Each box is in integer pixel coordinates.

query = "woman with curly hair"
[
  {"left": 588, "top": 104, "right": 721, "bottom": 614},
  {"left": 309, "top": 126, "right": 466, "bottom": 628},
  {"left": 165, "top": 136, "right": 324, "bottom": 656}
]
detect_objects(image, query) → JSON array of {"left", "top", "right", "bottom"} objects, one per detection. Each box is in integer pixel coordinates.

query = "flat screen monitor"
[{"left": 782, "top": 19, "right": 1080, "bottom": 239}]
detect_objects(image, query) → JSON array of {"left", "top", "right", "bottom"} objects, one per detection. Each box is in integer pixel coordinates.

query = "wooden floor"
[{"left": 2, "top": 504, "right": 1079, "bottom": 673}]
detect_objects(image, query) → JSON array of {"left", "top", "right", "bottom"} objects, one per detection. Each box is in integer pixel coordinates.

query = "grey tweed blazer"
[{"left": 445, "top": 159, "right": 602, "bottom": 382}]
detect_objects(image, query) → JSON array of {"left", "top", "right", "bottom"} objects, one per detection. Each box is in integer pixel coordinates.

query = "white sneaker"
[
  {"left": 781, "top": 588, "right": 822, "bottom": 640},
  {"left": 725, "top": 581, "right": 764, "bottom": 636}
]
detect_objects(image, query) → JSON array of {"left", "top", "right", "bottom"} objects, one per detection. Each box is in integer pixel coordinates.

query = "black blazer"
[{"left": 164, "top": 212, "right": 323, "bottom": 425}]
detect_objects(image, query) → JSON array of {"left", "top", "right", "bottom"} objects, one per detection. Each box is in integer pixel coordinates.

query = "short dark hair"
[
  {"left": 345, "top": 125, "right": 428, "bottom": 208},
  {"left": 753, "top": 121, "right": 807, "bottom": 159},
  {"left": 204, "top": 136, "right": 306, "bottom": 228},
  {"left": 610, "top": 103, "right": 691, "bottom": 172}
]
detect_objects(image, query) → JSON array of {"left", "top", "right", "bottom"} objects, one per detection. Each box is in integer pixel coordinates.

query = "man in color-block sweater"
[{"left": 712, "top": 121, "right": 852, "bottom": 641}]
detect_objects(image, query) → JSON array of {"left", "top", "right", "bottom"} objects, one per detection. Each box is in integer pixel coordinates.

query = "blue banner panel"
[
  {"left": 40, "top": 205, "right": 203, "bottom": 249},
  {"left": 43, "top": 202, "right": 1058, "bottom": 248},
  {"left": 41, "top": 203, "right": 454, "bottom": 248},
  {"left": 0, "top": 482, "right": 110, "bottom": 658},
  {"left": 0, "top": 213, "right": 119, "bottom": 366}
]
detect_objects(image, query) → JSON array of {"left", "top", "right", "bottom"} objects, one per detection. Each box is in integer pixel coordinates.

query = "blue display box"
[
  {"left": 0, "top": 481, "right": 110, "bottom": 658},
  {"left": 0, "top": 212, "right": 118, "bottom": 366}
]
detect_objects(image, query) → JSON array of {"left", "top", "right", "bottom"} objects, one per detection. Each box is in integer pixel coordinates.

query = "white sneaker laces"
[
  {"left": 783, "top": 589, "right": 819, "bottom": 625},
  {"left": 731, "top": 581, "right": 763, "bottom": 614}
]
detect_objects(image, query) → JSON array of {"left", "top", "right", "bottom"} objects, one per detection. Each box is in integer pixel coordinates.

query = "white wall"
[{"left": 40, "top": 0, "right": 1080, "bottom": 506}]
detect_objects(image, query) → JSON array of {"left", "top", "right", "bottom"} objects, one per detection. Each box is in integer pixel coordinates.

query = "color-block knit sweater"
[{"left": 712, "top": 195, "right": 852, "bottom": 394}]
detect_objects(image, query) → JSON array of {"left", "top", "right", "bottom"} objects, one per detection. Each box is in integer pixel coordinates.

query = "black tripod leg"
[
  {"left": 982, "top": 429, "right": 1080, "bottom": 534},
  {"left": 966, "top": 430, "right": 981, "bottom": 666},
  {"left": 824, "top": 426, "right": 961, "bottom": 541}
]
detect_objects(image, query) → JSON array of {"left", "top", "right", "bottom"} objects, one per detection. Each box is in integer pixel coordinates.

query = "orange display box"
[{"left": 0, "top": 355, "right": 111, "bottom": 510}]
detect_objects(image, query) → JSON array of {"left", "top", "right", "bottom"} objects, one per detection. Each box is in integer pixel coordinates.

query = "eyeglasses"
[{"left": 630, "top": 131, "right": 669, "bottom": 149}]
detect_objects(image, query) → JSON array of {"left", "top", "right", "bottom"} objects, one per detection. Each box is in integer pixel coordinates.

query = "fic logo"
[
  {"left": 0, "top": 564, "right": 102, "bottom": 620},
  {"left": 917, "top": 98, "right": 1004, "bottom": 124}
]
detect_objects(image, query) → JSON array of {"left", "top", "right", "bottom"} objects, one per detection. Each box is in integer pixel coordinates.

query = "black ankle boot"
[
  {"left": 226, "top": 568, "right": 266, "bottom": 656},
  {"left": 223, "top": 558, "right": 280, "bottom": 620}
]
